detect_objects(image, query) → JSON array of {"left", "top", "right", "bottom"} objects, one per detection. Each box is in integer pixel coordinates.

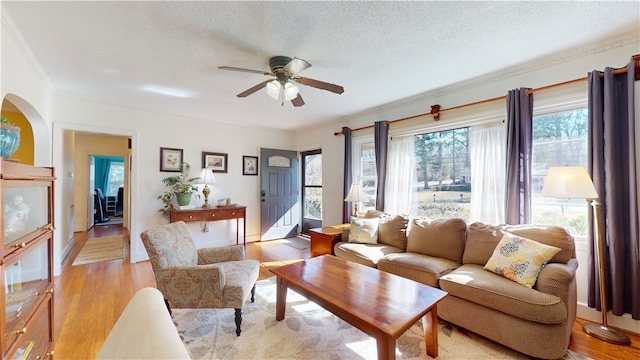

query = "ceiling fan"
[{"left": 219, "top": 56, "right": 344, "bottom": 107}]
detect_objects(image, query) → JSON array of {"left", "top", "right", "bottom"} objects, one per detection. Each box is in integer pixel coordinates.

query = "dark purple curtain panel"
[
  {"left": 342, "top": 127, "right": 353, "bottom": 224},
  {"left": 587, "top": 62, "right": 639, "bottom": 319},
  {"left": 505, "top": 88, "right": 533, "bottom": 225},
  {"left": 374, "top": 121, "right": 388, "bottom": 211}
]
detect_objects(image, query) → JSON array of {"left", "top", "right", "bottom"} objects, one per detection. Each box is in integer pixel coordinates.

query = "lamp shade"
[
  {"left": 283, "top": 81, "right": 299, "bottom": 100},
  {"left": 266, "top": 80, "right": 281, "bottom": 100},
  {"left": 198, "top": 167, "right": 217, "bottom": 185},
  {"left": 542, "top": 166, "right": 598, "bottom": 200},
  {"left": 344, "top": 184, "right": 364, "bottom": 202}
]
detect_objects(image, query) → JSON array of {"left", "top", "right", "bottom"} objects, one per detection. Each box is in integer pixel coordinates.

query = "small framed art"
[
  {"left": 160, "top": 147, "right": 183, "bottom": 172},
  {"left": 243, "top": 156, "right": 258, "bottom": 175},
  {"left": 202, "top": 152, "right": 228, "bottom": 173}
]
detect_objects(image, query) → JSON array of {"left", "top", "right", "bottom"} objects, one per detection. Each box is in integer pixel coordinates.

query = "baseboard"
[{"left": 577, "top": 302, "right": 640, "bottom": 335}]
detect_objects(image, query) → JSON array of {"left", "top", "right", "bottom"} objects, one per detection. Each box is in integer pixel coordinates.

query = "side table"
[
  {"left": 170, "top": 206, "right": 246, "bottom": 245},
  {"left": 309, "top": 224, "right": 349, "bottom": 257}
]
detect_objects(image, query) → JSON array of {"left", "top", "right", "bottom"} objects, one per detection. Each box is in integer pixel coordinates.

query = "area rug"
[
  {"left": 173, "top": 277, "right": 590, "bottom": 360},
  {"left": 95, "top": 215, "right": 123, "bottom": 226},
  {"left": 72, "top": 235, "right": 124, "bottom": 266},
  {"left": 282, "top": 236, "right": 310, "bottom": 250}
]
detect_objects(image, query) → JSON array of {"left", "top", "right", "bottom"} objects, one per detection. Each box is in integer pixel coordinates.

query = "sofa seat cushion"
[
  {"left": 378, "top": 253, "right": 459, "bottom": 287},
  {"left": 333, "top": 242, "right": 404, "bottom": 268},
  {"left": 440, "top": 264, "right": 567, "bottom": 325}
]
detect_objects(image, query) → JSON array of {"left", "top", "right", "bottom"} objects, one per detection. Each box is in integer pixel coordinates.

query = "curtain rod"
[{"left": 334, "top": 55, "right": 638, "bottom": 136}]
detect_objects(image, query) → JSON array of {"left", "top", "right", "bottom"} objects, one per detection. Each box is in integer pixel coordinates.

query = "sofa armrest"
[
  {"left": 198, "top": 244, "right": 245, "bottom": 264},
  {"left": 97, "top": 287, "right": 190, "bottom": 359},
  {"left": 534, "top": 258, "right": 578, "bottom": 300},
  {"left": 154, "top": 265, "right": 226, "bottom": 307}
]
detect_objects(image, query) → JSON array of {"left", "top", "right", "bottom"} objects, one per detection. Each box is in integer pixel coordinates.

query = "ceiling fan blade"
[
  {"left": 236, "top": 80, "right": 271, "bottom": 98},
  {"left": 219, "top": 66, "right": 272, "bottom": 76},
  {"left": 291, "top": 94, "right": 305, "bottom": 107},
  {"left": 284, "top": 57, "right": 312, "bottom": 75},
  {"left": 294, "top": 77, "right": 344, "bottom": 94}
]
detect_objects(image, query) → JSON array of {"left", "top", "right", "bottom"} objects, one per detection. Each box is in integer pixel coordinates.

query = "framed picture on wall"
[
  {"left": 243, "top": 156, "right": 258, "bottom": 175},
  {"left": 202, "top": 152, "right": 228, "bottom": 173},
  {"left": 159, "top": 147, "right": 183, "bottom": 172}
]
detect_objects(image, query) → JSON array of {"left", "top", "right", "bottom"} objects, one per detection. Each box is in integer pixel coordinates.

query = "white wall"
[{"left": 52, "top": 95, "right": 295, "bottom": 265}]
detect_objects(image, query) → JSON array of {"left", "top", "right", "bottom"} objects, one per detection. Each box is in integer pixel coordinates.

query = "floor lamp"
[{"left": 542, "top": 166, "right": 631, "bottom": 345}]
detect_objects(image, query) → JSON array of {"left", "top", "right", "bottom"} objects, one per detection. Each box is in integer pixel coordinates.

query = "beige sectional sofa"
[{"left": 334, "top": 211, "right": 578, "bottom": 359}]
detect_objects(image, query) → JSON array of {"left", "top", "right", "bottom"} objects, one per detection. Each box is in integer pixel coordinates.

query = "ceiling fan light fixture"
[
  {"left": 284, "top": 81, "right": 299, "bottom": 101},
  {"left": 266, "top": 80, "right": 281, "bottom": 100}
]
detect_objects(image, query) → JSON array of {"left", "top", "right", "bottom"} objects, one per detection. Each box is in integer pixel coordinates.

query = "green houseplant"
[{"left": 157, "top": 162, "right": 201, "bottom": 216}]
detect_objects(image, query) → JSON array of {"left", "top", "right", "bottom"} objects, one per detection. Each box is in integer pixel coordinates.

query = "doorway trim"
[{"left": 52, "top": 122, "right": 138, "bottom": 276}]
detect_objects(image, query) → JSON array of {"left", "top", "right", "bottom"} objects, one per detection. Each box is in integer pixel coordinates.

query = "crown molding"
[{"left": 336, "top": 30, "right": 640, "bottom": 128}]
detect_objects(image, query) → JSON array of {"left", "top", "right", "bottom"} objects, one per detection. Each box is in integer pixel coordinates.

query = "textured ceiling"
[{"left": 2, "top": 1, "right": 639, "bottom": 131}]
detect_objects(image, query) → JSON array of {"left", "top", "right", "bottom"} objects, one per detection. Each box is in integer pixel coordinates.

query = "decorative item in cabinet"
[
  {"left": 0, "top": 160, "right": 55, "bottom": 360},
  {"left": 1, "top": 161, "right": 54, "bottom": 258}
]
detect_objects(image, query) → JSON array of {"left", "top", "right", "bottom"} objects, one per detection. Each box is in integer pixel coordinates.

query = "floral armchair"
[{"left": 140, "top": 221, "right": 259, "bottom": 336}]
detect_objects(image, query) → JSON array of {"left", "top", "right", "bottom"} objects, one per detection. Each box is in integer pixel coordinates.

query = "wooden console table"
[
  {"left": 170, "top": 205, "right": 247, "bottom": 245},
  {"left": 309, "top": 224, "right": 349, "bottom": 257}
]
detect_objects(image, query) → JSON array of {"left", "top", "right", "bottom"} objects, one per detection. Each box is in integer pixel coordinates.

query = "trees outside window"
[
  {"left": 413, "top": 127, "right": 470, "bottom": 220},
  {"left": 531, "top": 109, "right": 589, "bottom": 236}
]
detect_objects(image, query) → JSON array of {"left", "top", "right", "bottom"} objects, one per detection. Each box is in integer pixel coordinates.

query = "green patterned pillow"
[
  {"left": 348, "top": 217, "right": 379, "bottom": 244},
  {"left": 484, "top": 232, "right": 561, "bottom": 288}
]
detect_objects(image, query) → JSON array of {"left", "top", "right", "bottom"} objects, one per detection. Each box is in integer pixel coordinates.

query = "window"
[
  {"left": 412, "top": 127, "right": 471, "bottom": 220},
  {"left": 531, "top": 108, "right": 589, "bottom": 236},
  {"left": 106, "top": 161, "right": 124, "bottom": 196},
  {"left": 355, "top": 142, "right": 376, "bottom": 214},
  {"left": 302, "top": 151, "right": 322, "bottom": 221}
]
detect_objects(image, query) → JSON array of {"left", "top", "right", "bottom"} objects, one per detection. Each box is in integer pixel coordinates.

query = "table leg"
[
  {"left": 275, "top": 277, "right": 287, "bottom": 321},
  {"left": 376, "top": 336, "right": 396, "bottom": 360},
  {"left": 423, "top": 306, "right": 438, "bottom": 358}
]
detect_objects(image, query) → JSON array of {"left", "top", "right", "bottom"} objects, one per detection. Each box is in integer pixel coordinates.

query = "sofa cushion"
[
  {"left": 463, "top": 223, "right": 576, "bottom": 266},
  {"left": 484, "top": 232, "right": 561, "bottom": 288},
  {"left": 97, "top": 287, "right": 190, "bottom": 359},
  {"left": 333, "top": 242, "right": 404, "bottom": 268},
  {"left": 502, "top": 224, "right": 575, "bottom": 263},
  {"left": 462, "top": 222, "right": 504, "bottom": 265},
  {"left": 364, "top": 211, "right": 409, "bottom": 250},
  {"left": 406, "top": 218, "right": 467, "bottom": 263},
  {"left": 440, "top": 264, "right": 568, "bottom": 325},
  {"left": 348, "top": 217, "right": 379, "bottom": 244},
  {"left": 378, "top": 253, "right": 459, "bottom": 287}
]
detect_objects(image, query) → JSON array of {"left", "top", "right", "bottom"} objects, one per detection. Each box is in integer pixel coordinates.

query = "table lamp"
[
  {"left": 542, "top": 165, "right": 630, "bottom": 345},
  {"left": 198, "top": 167, "right": 217, "bottom": 209},
  {"left": 344, "top": 183, "right": 364, "bottom": 217}
]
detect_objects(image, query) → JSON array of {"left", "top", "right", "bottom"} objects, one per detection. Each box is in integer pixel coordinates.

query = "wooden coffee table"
[{"left": 270, "top": 255, "right": 447, "bottom": 359}]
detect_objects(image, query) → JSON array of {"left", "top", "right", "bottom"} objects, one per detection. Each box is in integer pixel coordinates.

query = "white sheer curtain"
[
  {"left": 384, "top": 135, "right": 415, "bottom": 215},
  {"left": 470, "top": 122, "right": 506, "bottom": 224}
]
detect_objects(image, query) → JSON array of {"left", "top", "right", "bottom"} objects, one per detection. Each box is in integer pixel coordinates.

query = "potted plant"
[
  {"left": 0, "top": 116, "right": 21, "bottom": 159},
  {"left": 157, "top": 162, "right": 201, "bottom": 216}
]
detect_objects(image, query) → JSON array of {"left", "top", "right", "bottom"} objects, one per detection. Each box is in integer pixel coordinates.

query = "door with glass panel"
[{"left": 301, "top": 150, "right": 322, "bottom": 235}]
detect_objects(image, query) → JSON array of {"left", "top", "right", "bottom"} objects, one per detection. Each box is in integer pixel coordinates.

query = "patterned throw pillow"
[
  {"left": 348, "top": 217, "right": 379, "bottom": 244},
  {"left": 484, "top": 232, "right": 561, "bottom": 288}
]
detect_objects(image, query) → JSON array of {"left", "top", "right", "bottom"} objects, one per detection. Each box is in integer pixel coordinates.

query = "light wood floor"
[{"left": 53, "top": 225, "right": 640, "bottom": 359}]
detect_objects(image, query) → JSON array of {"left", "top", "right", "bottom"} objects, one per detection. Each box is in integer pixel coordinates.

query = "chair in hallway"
[{"left": 140, "top": 221, "right": 259, "bottom": 336}]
